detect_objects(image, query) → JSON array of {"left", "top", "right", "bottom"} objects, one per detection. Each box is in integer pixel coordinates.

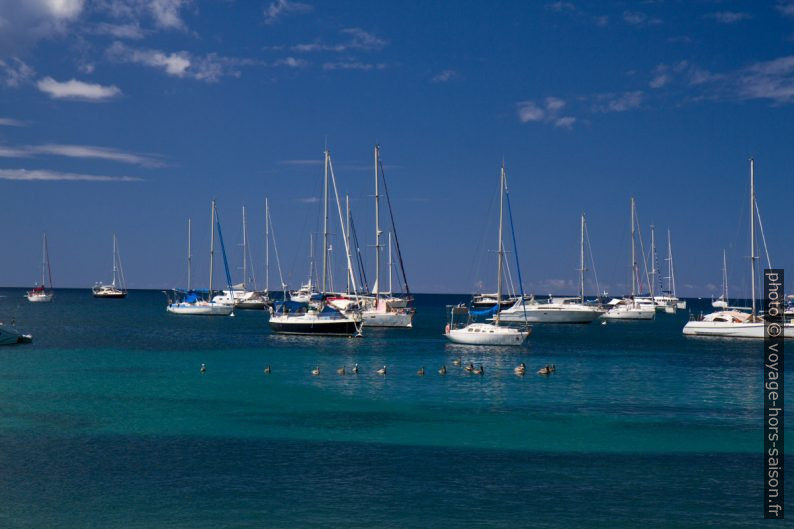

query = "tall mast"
[
  {"left": 579, "top": 213, "right": 585, "bottom": 302},
  {"left": 750, "top": 158, "right": 756, "bottom": 318},
  {"left": 187, "top": 218, "right": 192, "bottom": 291},
  {"left": 265, "top": 198, "right": 269, "bottom": 294},
  {"left": 650, "top": 224, "right": 656, "bottom": 297},
  {"left": 242, "top": 205, "right": 247, "bottom": 290},
  {"left": 41, "top": 232, "right": 46, "bottom": 286},
  {"left": 388, "top": 232, "right": 393, "bottom": 295},
  {"left": 722, "top": 248, "right": 728, "bottom": 303},
  {"left": 630, "top": 197, "right": 636, "bottom": 297},
  {"left": 112, "top": 234, "right": 118, "bottom": 287},
  {"left": 668, "top": 229, "right": 675, "bottom": 297},
  {"left": 209, "top": 200, "right": 215, "bottom": 298},
  {"left": 495, "top": 162, "right": 505, "bottom": 325},
  {"left": 346, "top": 194, "right": 351, "bottom": 294},
  {"left": 374, "top": 144, "right": 381, "bottom": 301},
  {"left": 322, "top": 149, "right": 329, "bottom": 294}
]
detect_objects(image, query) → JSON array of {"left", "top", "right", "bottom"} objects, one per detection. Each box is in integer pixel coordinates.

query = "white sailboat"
[
  {"left": 711, "top": 250, "right": 729, "bottom": 309},
  {"left": 603, "top": 197, "right": 655, "bottom": 320},
  {"left": 684, "top": 159, "right": 793, "bottom": 338},
  {"left": 445, "top": 162, "right": 530, "bottom": 345},
  {"left": 26, "top": 233, "right": 54, "bottom": 303},
  {"left": 269, "top": 149, "right": 363, "bottom": 336},
  {"left": 289, "top": 234, "right": 322, "bottom": 303},
  {"left": 651, "top": 229, "right": 685, "bottom": 312},
  {"left": 166, "top": 202, "right": 235, "bottom": 316},
  {"left": 498, "top": 213, "right": 605, "bottom": 324},
  {"left": 93, "top": 234, "right": 127, "bottom": 298}
]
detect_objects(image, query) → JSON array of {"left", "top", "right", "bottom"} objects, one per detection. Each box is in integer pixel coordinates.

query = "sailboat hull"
[
  {"left": 361, "top": 310, "right": 413, "bottom": 328},
  {"left": 268, "top": 315, "right": 360, "bottom": 336},
  {"left": 498, "top": 306, "right": 603, "bottom": 324},
  {"left": 683, "top": 321, "right": 794, "bottom": 339},
  {"left": 446, "top": 323, "right": 530, "bottom": 345},
  {"left": 167, "top": 302, "right": 234, "bottom": 316},
  {"left": 602, "top": 306, "right": 655, "bottom": 320},
  {"left": 26, "top": 292, "right": 53, "bottom": 303}
]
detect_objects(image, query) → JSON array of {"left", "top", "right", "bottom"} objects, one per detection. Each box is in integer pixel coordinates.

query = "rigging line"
[
  {"left": 504, "top": 185, "right": 528, "bottom": 327},
  {"left": 754, "top": 198, "right": 773, "bottom": 269},
  {"left": 214, "top": 205, "right": 234, "bottom": 291},
  {"left": 377, "top": 158, "right": 411, "bottom": 296},
  {"left": 634, "top": 206, "right": 651, "bottom": 295},
  {"left": 349, "top": 212, "right": 369, "bottom": 293},
  {"left": 267, "top": 206, "right": 286, "bottom": 290},
  {"left": 116, "top": 239, "right": 127, "bottom": 291},
  {"left": 328, "top": 155, "right": 360, "bottom": 298},
  {"left": 45, "top": 234, "right": 53, "bottom": 289},
  {"left": 584, "top": 219, "right": 601, "bottom": 299}
]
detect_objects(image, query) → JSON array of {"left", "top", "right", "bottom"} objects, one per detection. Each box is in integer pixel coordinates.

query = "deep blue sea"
[{"left": 0, "top": 289, "right": 789, "bottom": 528}]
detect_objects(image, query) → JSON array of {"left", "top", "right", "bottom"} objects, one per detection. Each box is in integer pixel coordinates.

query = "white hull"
[
  {"left": 26, "top": 292, "right": 53, "bottom": 303},
  {"left": 498, "top": 306, "right": 603, "bottom": 324},
  {"left": 602, "top": 306, "right": 655, "bottom": 320},
  {"left": 167, "top": 302, "right": 234, "bottom": 316},
  {"left": 683, "top": 320, "right": 794, "bottom": 338},
  {"left": 445, "top": 323, "right": 530, "bottom": 346},
  {"left": 361, "top": 310, "right": 413, "bottom": 327}
]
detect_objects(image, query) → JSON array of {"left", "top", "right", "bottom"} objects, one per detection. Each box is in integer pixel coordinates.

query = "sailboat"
[
  {"left": 650, "top": 229, "right": 686, "bottom": 312},
  {"left": 354, "top": 145, "right": 414, "bottom": 327},
  {"left": 26, "top": 233, "right": 54, "bottom": 303},
  {"left": 711, "top": 250, "right": 729, "bottom": 309},
  {"left": 684, "top": 159, "right": 792, "bottom": 338},
  {"left": 268, "top": 149, "right": 363, "bottom": 336},
  {"left": 445, "top": 162, "right": 530, "bottom": 345},
  {"left": 498, "top": 213, "right": 605, "bottom": 323},
  {"left": 289, "top": 234, "right": 321, "bottom": 303},
  {"left": 602, "top": 197, "right": 655, "bottom": 320},
  {"left": 166, "top": 201, "right": 235, "bottom": 316},
  {"left": 92, "top": 234, "right": 127, "bottom": 298},
  {"left": 212, "top": 205, "right": 269, "bottom": 309}
]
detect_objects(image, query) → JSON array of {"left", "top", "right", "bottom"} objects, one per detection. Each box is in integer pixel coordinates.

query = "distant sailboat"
[
  {"left": 445, "top": 161, "right": 530, "bottom": 345},
  {"left": 26, "top": 233, "right": 54, "bottom": 303},
  {"left": 93, "top": 234, "right": 127, "bottom": 298},
  {"left": 683, "top": 159, "right": 792, "bottom": 338},
  {"left": 650, "top": 229, "right": 685, "bottom": 312},
  {"left": 166, "top": 201, "right": 235, "bottom": 316},
  {"left": 711, "top": 250, "right": 729, "bottom": 309}
]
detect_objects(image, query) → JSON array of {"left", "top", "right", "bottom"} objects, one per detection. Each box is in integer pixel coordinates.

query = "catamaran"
[
  {"left": 445, "top": 162, "right": 530, "bottom": 345},
  {"left": 268, "top": 149, "right": 363, "bottom": 336},
  {"left": 26, "top": 233, "right": 54, "bottom": 303},
  {"left": 684, "top": 159, "right": 793, "bottom": 338},
  {"left": 603, "top": 197, "right": 655, "bottom": 320},
  {"left": 93, "top": 234, "right": 127, "bottom": 298},
  {"left": 166, "top": 202, "right": 235, "bottom": 316},
  {"left": 498, "top": 213, "right": 604, "bottom": 324}
]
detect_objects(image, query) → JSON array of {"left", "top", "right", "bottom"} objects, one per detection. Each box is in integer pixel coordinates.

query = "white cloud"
[
  {"left": 107, "top": 42, "right": 254, "bottom": 82},
  {"left": 0, "top": 142, "right": 164, "bottom": 166},
  {"left": 431, "top": 69, "right": 458, "bottom": 83},
  {"left": 296, "top": 196, "right": 320, "bottom": 203},
  {"left": 0, "top": 168, "right": 141, "bottom": 182},
  {"left": 704, "top": 11, "right": 751, "bottom": 24},
  {"left": 273, "top": 57, "right": 307, "bottom": 68},
  {"left": 546, "top": 2, "right": 575, "bottom": 12},
  {"left": 554, "top": 116, "right": 576, "bottom": 129},
  {"left": 0, "top": 117, "right": 27, "bottom": 127},
  {"left": 736, "top": 55, "right": 794, "bottom": 103},
  {"left": 37, "top": 76, "right": 121, "bottom": 101},
  {"left": 148, "top": 0, "right": 189, "bottom": 30},
  {"left": 623, "top": 11, "right": 661, "bottom": 26},
  {"left": 0, "top": 58, "right": 35, "bottom": 87},
  {"left": 517, "top": 97, "right": 575, "bottom": 128},
  {"left": 517, "top": 101, "right": 546, "bottom": 122},
  {"left": 0, "top": 0, "right": 85, "bottom": 53},
  {"left": 322, "top": 61, "right": 385, "bottom": 71},
  {"left": 94, "top": 21, "right": 145, "bottom": 39},
  {"left": 293, "top": 28, "right": 387, "bottom": 53},
  {"left": 263, "top": 0, "right": 312, "bottom": 25},
  {"left": 591, "top": 91, "right": 643, "bottom": 112}
]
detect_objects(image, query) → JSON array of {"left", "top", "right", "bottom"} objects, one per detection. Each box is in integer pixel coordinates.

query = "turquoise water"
[{"left": 0, "top": 289, "right": 788, "bottom": 527}]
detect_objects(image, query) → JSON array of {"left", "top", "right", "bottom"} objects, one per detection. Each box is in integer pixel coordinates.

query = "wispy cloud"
[
  {"left": 649, "top": 61, "right": 690, "bottom": 89},
  {"left": 36, "top": 77, "right": 121, "bottom": 101},
  {"left": 0, "top": 143, "right": 165, "bottom": 167},
  {"left": 296, "top": 196, "right": 320, "bottom": 203},
  {"left": 516, "top": 97, "right": 577, "bottom": 128},
  {"left": 107, "top": 42, "right": 257, "bottom": 82},
  {"left": 0, "top": 0, "right": 84, "bottom": 53},
  {"left": 293, "top": 28, "right": 387, "bottom": 53},
  {"left": 0, "top": 118, "right": 28, "bottom": 127},
  {"left": 148, "top": 0, "right": 191, "bottom": 30},
  {"left": 322, "top": 61, "right": 386, "bottom": 71},
  {"left": 263, "top": 0, "right": 312, "bottom": 25},
  {"left": 431, "top": 69, "right": 458, "bottom": 83},
  {"left": 623, "top": 11, "right": 662, "bottom": 26},
  {"left": 545, "top": 2, "right": 575, "bottom": 12},
  {"left": 94, "top": 0, "right": 191, "bottom": 32},
  {"left": 591, "top": 91, "right": 643, "bottom": 112},
  {"left": 93, "top": 21, "right": 145, "bottom": 39},
  {"left": 273, "top": 57, "right": 308, "bottom": 68},
  {"left": 777, "top": 1, "right": 794, "bottom": 16},
  {"left": 0, "top": 169, "right": 142, "bottom": 182},
  {"left": 704, "top": 11, "right": 751, "bottom": 24},
  {"left": 0, "top": 58, "right": 35, "bottom": 87}
]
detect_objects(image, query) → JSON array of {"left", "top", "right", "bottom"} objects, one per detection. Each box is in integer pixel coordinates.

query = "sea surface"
[{"left": 0, "top": 289, "right": 789, "bottom": 528}]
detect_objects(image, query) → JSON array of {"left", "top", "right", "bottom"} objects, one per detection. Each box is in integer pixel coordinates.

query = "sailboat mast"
[
  {"left": 322, "top": 149, "right": 329, "bottom": 294},
  {"left": 722, "top": 249, "right": 728, "bottom": 303},
  {"left": 495, "top": 163, "right": 506, "bottom": 325},
  {"left": 750, "top": 158, "right": 757, "bottom": 318},
  {"left": 630, "top": 197, "right": 636, "bottom": 298},
  {"left": 187, "top": 218, "right": 192, "bottom": 291},
  {"left": 242, "top": 205, "right": 247, "bottom": 290},
  {"left": 41, "top": 233, "right": 46, "bottom": 286},
  {"left": 112, "top": 234, "right": 118, "bottom": 287},
  {"left": 668, "top": 229, "right": 676, "bottom": 297},
  {"left": 265, "top": 198, "right": 269, "bottom": 294},
  {"left": 209, "top": 200, "right": 216, "bottom": 298},
  {"left": 346, "top": 194, "right": 351, "bottom": 294},
  {"left": 374, "top": 144, "right": 381, "bottom": 302},
  {"left": 580, "top": 213, "right": 585, "bottom": 302},
  {"left": 388, "top": 232, "right": 393, "bottom": 295},
  {"left": 650, "top": 224, "right": 656, "bottom": 297}
]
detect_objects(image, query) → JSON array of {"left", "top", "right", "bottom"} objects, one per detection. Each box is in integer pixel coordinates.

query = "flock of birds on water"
[{"left": 198, "top": 360, "right": 557, "bottom": 377}]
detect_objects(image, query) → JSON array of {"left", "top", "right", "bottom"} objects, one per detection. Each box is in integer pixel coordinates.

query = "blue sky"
[{"left": 0, "top": 0, "right": 792, "bottom": 297}]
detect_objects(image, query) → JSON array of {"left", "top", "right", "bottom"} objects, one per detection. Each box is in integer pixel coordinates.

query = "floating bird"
[
  {"left": 417, "top": 367, "right": 425, "bottom": 376},
  {"left": 311, "top": 366, "right": 320, "bottom": 376},
  {"left": 601, "top": 320, "right": 607, "bottom": 326},
  {"left": 438, "top": 365, "right": 447, "bottom": 375},
  {"left": 352, "top": 363, "right": 359, "bottom": 374},
  {"left": 200, "top": 363, "right": 206, "bottom": 374},
  {"left": 537, "top": 364, "right": 553, "bottom": 376},
  {"left": 514, "top": 362, "right": 526, "bottom": 375},
  {"left": 472, "top": 364, "right": 484, "bottom": 376},
  {"left": 337, "top": 366, "right": 345, "bottom": 375},
  {"left": 464, "top": 362, "right": 475, "bottom": 373},
  {"left": 377, "top": 365, "right": 387, "bottom": 376},
  {"left": 452, "top": 358, "right": 461, "bottom": 366},
  {"left": 264, "top": 365, "right": 271, "bottom": 374}
]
